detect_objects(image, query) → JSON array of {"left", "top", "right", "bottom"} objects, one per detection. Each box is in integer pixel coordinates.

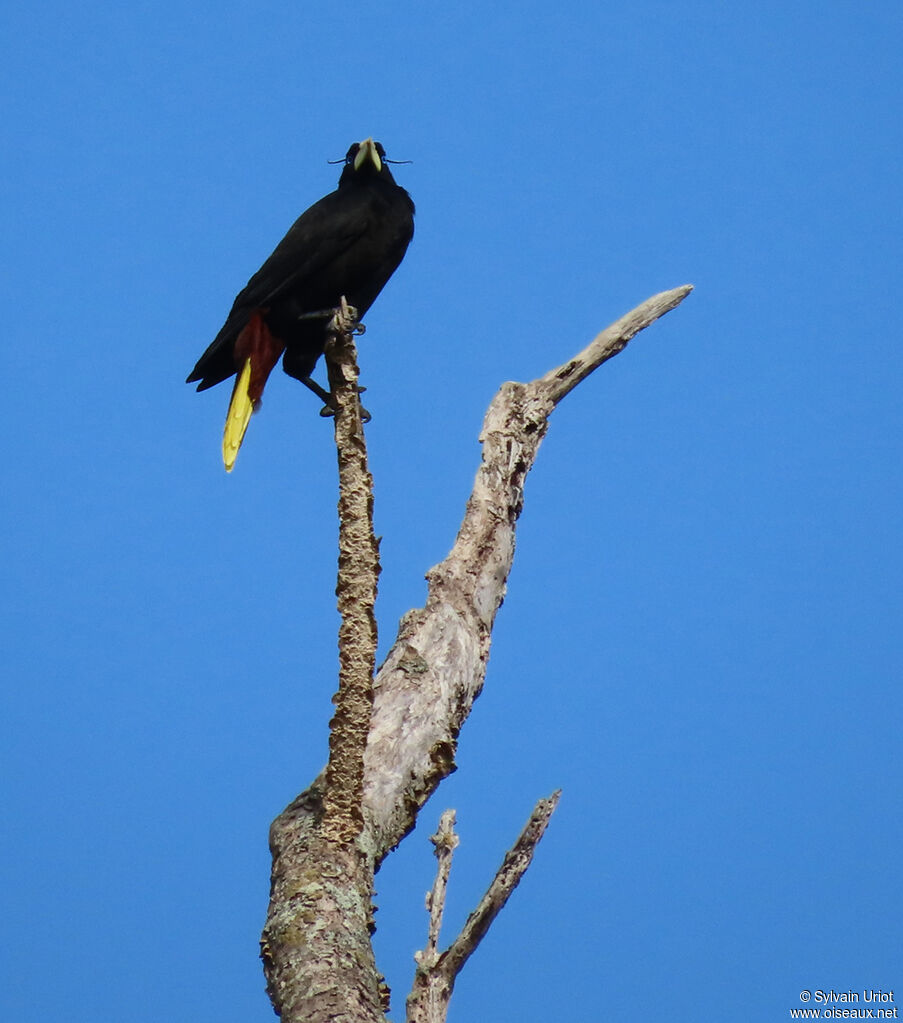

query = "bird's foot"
[
  {"left": 297, "top": 307, "right": 344, "bottom": 322},
  {"left": 318, "top": 386, "right": 370, "bottom": 422},
  {"left": 319, "top": 405, "right": 371, "bottom": 422},
  {"left": 336, "top": 299, "right": 366, "bottom": 338}
]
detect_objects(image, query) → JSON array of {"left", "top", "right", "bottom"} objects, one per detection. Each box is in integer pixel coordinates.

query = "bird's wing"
[
  {"left": 187, "top": 190, "right": 372, "bottom": 389},
  {"left": 231, "top": 189, "right": 372, "bottom": 311}
]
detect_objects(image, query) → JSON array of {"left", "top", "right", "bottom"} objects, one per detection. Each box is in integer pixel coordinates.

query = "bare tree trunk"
[
  {"left": 261, "top": 302, "right": 386, "bottom": 1023},
  {"left": 261, "top": 286, "right": 693, "bottom": 1021}
]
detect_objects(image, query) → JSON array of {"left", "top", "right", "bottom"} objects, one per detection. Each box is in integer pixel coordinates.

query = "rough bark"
[
  {"left": 261, "top": 303, "right": 386, "bottom": 1022},
  {"left": 322, "top": 300, "right": 380, "bottom": 845},
  {"left": 261, "top": 286, "right": 694, "bottom": 1021}
]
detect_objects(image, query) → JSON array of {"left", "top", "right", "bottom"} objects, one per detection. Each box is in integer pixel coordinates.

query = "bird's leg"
[
  {"left": 295, "top": 302, "right": 370, "bottom": 419},
  {"left": 297, "top": 304, "right": 362, "bottom": 327},
  {"left": 299, "top": 375, "right": 334, "bottom": 407},
  {"left": 297, "top": 305, "right": 367, "bottom": 337},
  {"left": 296, "top": 308, "right": 336, "bottom": 322}
]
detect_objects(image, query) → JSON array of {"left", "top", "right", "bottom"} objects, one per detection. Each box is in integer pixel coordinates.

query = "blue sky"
[{"left": 2, "top": 2, "right": 901, "bottom": 1020}]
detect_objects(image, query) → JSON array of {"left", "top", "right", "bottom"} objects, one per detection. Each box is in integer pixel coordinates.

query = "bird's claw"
[{"left": 319, "top": 394, "right": 371, "bottom": 423}]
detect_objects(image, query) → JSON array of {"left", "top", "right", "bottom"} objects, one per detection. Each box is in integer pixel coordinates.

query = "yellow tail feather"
[{"left": 222, "top": 358, "right": 254, "bottom": 472}]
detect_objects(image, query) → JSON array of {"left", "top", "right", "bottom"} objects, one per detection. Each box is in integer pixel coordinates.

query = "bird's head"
[{"left": 338, "top": 138, "right": 395, "bottom": 185}]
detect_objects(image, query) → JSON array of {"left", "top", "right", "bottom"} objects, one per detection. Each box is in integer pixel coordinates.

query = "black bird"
[{"left": 187, "top": 138, "right": 415, "bottom": 470}]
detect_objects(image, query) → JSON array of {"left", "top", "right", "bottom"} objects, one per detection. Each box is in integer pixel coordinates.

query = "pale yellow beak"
[{"left": 353, "top": 137, "right": 382, "bottom": 173}]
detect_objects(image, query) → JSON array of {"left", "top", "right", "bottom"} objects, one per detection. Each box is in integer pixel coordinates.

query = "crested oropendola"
[{"left": 187, "top": 138, "right": 414, "bottom": 470}]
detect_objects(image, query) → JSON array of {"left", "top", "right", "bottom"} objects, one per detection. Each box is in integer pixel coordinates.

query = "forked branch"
[
  {"left": 407, "top": 793, "right": 561, "bottom": 1023},
  {"left": 262, "top": 286, "right": 694, "bottom": 1023}
]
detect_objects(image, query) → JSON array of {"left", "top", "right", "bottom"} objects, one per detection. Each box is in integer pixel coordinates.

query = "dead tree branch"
[
  {"left": 413, "top": 810, "right": 460, "bottom": 984},
  {"left": 261, "top": 286, "right": 693, "bottom": 1022},
  {"left": 407, "top": 793, "right": 561, "bottom": 1023},
  {"left": 261, "top": 301, "right": 385, "bottom": 1023},
  {"left": 322, "top": 297, "right": 380, "bottom": 844},
  {"left": 362, "top": 286, "right": 693, "bottom": 864}
]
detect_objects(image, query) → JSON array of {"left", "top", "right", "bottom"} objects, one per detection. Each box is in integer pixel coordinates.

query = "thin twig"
[
  {"left": 417, "top": 810, "right": 460, "bottom": 969},
  {"left": 442, "top": 790, "right": 561, "bottom": 980},
  {"left": 407, "top": 793, "right": 561, "bottom": 1023}
]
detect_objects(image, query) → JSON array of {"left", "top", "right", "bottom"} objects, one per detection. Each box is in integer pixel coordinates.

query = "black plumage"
[{"left": 187, "top": 138, "right": 414, "bottom": 468}]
